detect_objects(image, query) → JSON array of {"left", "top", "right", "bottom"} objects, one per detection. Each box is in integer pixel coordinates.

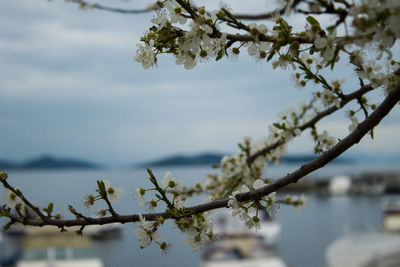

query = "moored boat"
[
  {"left": 201, "top": 230, "right": 286, "bottom": 267},
  {"left": 325, "top": 232, "right": 400, "bottom": 267},
  {"left": 202, "top": 209, "right": 286, "bottom": 267},
  {"left": 382, "top": 201, "right": 400, "bottom": 232},
  {"left": 16, "top": 226, "right": 103, "bottom": 267}
]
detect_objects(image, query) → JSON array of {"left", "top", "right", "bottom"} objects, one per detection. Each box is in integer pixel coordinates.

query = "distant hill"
[
  {"left": 141, "top": 153, "right": 223, "bottom": 167},
  {"left": 0, "top": 160, "right": 17, "bottom": 170},
  {"left": 0, "top": 155, "right": 101, "bottom": 170},
  {"left": 139, "top": 153, "right": 350, "bottom": 167}
]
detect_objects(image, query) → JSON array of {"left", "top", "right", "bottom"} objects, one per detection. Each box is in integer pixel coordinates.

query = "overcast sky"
[{"left": 1, "top": 0, "right": 399, "bottom": 166}]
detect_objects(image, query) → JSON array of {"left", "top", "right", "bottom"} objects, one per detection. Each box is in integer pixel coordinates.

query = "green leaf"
[
  {"left": 238, "top": 143, "right": 246, "bottom": 151},
  {"left": 43, "top": 202, "right": 53, "bottom": 215},
  {"left": 3, "top": 222, "right": 12, "bottom": 231},
  {"left": 221, "top": 8, "right": 235, "bottom": 20},
  {"left": 267, "top": 50, "right": 276, "bottom": 62},
  {"left": 147, "top": 169, "right": 157, "bottom": 185},
  {"left": 306, "top": 16, "right": 320, "bottom": 26},
  {"left": 75, "top": 229, "right": 83, "bottom": 236},
  {"left": 280, "top": 19, "right": 291, "bottom": 32},
  {"left": 0, "top": 210, "right": 9, "bottom": 217},
  {"left": 216, "top": 50, "right": 224, "bottom": 61},
  {"left": 273, "top": 123, "right": 284, "bottom": 130}
]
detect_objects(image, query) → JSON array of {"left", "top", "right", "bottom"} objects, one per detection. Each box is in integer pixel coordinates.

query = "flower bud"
[
  {"left": 160, "top": 242, "right": 167, "bottom": 250},
  {"left": 84, "top": 195, "right": 95, "bottom": 207},
  {"left": 252, "top": 216, "right": 260, "bottom": 223},
  {"left": 0, "top": 172, "right": 7, "bottom": 181},
  {"left": 98, "top": 209, "right": 107, "bottom": 217},
  {"left": 107, "top": 187, "right": 115, "bottom": 195},
  {"left": 199, "top": 50, "right": 208, "bottom": 58},
  {"left": 250, "top": 28, "right": 258, "bottom": 36},
  {"left": 139, "top": 188, "right": 146, "bottom": 196},
  {"left": 173, "top": 7, "right": 182, "bottom": 14},
  {"left": 199, "top": 7, "right": 206, "bottom": 15},
  {"left": 156, "top": 1, "right": 163, "bottom": 8},
  {"left": 168, "top": 180, "right": 176, "bottom": 188},
  {"left": 150, "top": 199, "right": 158, "bottom": 208}
]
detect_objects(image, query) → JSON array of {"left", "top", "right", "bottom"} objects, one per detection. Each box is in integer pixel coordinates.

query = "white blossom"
[
  {"left": 161, "top": 171, "right": 178, "bottom": 188},
  {"left": 165, "top": 0, "right": 187, "bottom": 24},
  {"left": 348, "top": 116, "right": 359, "bottom": 132},
  {"left": 253, "top": 179, "right": 265, "bottom": 190},
  {"left": 151, "top": 12, "right": 169, "bottom": 29},
  {"left": 3, "top": 188, "right": 23, "bottom": 209},
  {"left": 134, "top": 40, "right": 156, "bottom": 69},
  {"left": 104, "top": 180, "right": 124, "bottom": 203},
  {"left": 134, "top": 188, "right": 145, "bottom": 206},
  {"left": 134, "top": 214, "right": 162, "bottom": 248}
]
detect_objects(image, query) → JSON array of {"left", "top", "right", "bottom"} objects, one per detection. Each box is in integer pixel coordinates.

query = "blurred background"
[{"left": 1, "top": 1, "right": 400, "bottom": 267}]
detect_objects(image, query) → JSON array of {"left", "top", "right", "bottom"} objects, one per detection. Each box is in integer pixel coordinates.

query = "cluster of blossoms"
[
  {"left": 83, "top": 179, "right": 125, "bottom": 216},
  {"left": 349, "top": 0, "right": 400, "bottom": 50},
  {"left": 283, "top": 194, "right": 307, "bottom": 211},
  {"left": 262, "top": 101, "right": 314, "bottom": 161},
  {"left": 178, "top": 213, "right": 214, "bottom": 251},
  {"left": 134, "top": 0, "right": 226, "bottom": 69},
  {"left": 228, "top": 179, "right": 276, "bottom": 230},
  {"left": 272, "top": 105, "right": 305, "bottom": 140},
  {"left": 203, "top": 137, "right": 268, "bottom": 201},
  {"left": 203, "top": 99, "right": 317, "bottom": 204},
  {"left": 315, "top": 88, "right": 341, "bottom": 108},
  {"left": 3, "top": 188, "right": 23, "bottom": 210},
  {"left": 311, "top": 129, "right": 337, "bottom": 153},
  {"left": 133, "top": 170, "right": 214, "bottom": 251},
  {"left": 134, "top": 171, "right": 187, "bottom": 211}
]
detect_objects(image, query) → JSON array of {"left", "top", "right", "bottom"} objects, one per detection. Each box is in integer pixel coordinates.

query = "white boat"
[
  {"left": 382, "top": 201, "right": 400, "bottom": 232},
  {"left": 212, "top": 208, "right": 281, "bottom": 246},
  {"left": 6, "top": 222, "right": 123, "bottom": 239},
  {"left": 201, "top": 230, "right": 286, "bottom": 267},
  {"left": 16, "top": 226, "right": 103, "bottom": 267},
  {"left": 325, "top": 232, "right": 400, "bottom": 267},
  {"left": 202, "top": 209, "right": 286, "bottom": 267},
  {"left": 85, "top": 223, "right": 123, "bottom": 239}
]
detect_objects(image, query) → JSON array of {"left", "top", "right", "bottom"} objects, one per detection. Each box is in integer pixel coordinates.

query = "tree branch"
[
  {"left": 65, "top": 0, "right": 159, "bottom": 14},
  {"left": 65, "top": 0, "right": 300, "bottom": 20},
  {"left": 3, "top": 79, "right": 399, "bottom": 227},
  {"left": 246, "top": 82, "right": 376, "bottom": 164}
]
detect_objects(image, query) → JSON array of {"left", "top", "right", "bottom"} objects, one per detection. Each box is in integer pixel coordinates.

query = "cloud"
[{"left": 0, "top": 0, "right": 399, "bottom": 165}]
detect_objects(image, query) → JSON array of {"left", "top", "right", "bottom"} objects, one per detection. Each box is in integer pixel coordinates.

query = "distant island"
[
  {"left": 0, "top": 152, "right": 354, "bottom": 171},
  {"left": 138, "top": 152, "right": 351, "bottom": 168},
  {"left": 139, "top": 153, "right": 223, "bottom": 167},
  {"left": 0, "top": 155, "right": 101, "bottom": 170}
]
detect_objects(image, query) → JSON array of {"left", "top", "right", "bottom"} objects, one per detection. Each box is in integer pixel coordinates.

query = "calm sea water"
[{"left": 1, "top": 163, "right": 400, "bottom": 267}]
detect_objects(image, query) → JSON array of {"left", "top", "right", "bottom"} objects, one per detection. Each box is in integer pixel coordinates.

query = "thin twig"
[
  {"left": 65, "top": 0, "right": 159, "bottom": 14},
  {"left": 246, "top": 82, "right": 376, "bottom": 164},
  {"left": 1, "top": 179, "right": 46, "bottom": 220}
]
